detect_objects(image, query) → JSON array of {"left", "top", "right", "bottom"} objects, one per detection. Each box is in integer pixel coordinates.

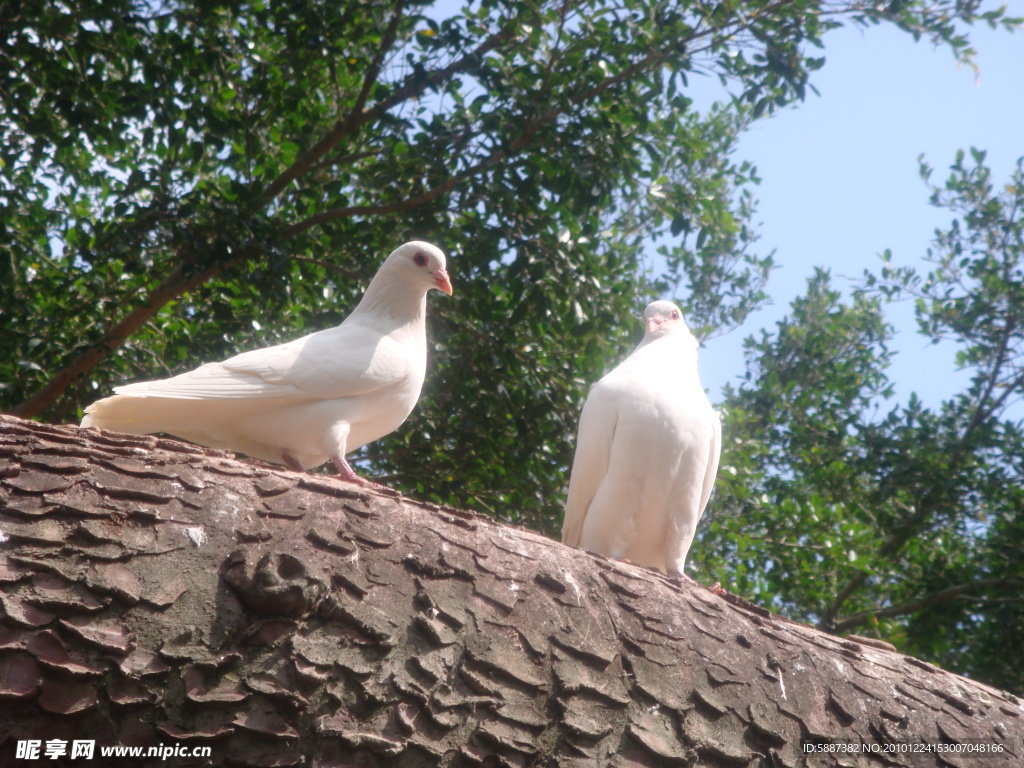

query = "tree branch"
[
  {"left": 828, "top": 282, "right": 1023, "bottom": 627},
  {"left": 255, "top": 11, "right": 524, "bottom": 212},
  {"left": 6, "top": 256, "right": 241, "bottom": 419},
  {"left": 254, "top": 0, "right": 408, "bottom": 208},
  {"left": 371, "top": 20, "right": 519, "bottom": 117},
  {"left": 832, "top": 578, "right": 1024, "bottom": 633},
  {"left": 280, "top": 138, "right": 524, "bottom": 238},
  {"left": 4, "top": 413, "right": 1020, "bottom": 763}
]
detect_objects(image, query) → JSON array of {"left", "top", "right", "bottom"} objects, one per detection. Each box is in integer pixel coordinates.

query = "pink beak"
[
  {"left": 646, "top": 316, "right": 665, "bottom": 334},
  {"left": 434, "top": 269, "right": 453, "bottom": 296}
]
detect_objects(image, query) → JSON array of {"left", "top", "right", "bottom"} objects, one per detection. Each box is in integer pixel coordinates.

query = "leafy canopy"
[{"left": 700, "top": 152, "right": 1024, "bottom": 693}]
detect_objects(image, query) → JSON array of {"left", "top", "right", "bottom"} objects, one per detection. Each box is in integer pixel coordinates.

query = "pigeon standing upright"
[
  {"left": 562, "top": 300, "right": 721, "bottom": 579},
  {"left": 82, "top": 241, "right": 453, "bottom": 485}
]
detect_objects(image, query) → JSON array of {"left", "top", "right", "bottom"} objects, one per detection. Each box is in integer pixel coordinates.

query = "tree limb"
[
  {"left": 5, "top": 253, "right": 247, "bottom": 419},
  {"left": 253, "top": 0, "right": 408, "bottom": 208},
  {"left": 832, "top": 578, "right": 1024, "bottom": 633},
  {"left": 1, "top": 414, "right": 1021, "bottom": 765}
]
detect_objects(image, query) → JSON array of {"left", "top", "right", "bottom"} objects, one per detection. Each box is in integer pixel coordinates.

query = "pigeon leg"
[
  {"left": 330, "top": 454, "right": 392, "bottom": 492},
  {"left": 331, "top": 454, "right": 366, "bottom": 483},
  {"left": 284, "top": 451, "right": 393, "bottom": 492}
]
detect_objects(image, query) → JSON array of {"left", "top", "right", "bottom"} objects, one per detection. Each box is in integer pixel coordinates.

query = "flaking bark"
[{"left": 0, "top": 415, "right": 1020, "bottom": 767}]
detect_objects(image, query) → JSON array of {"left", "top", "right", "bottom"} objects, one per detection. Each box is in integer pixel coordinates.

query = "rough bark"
[{"left": 0, "top": 414, "right": 1020, "bottom": 767}]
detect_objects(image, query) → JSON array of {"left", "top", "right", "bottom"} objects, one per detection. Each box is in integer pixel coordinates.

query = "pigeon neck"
[
  {"left": 636, "top": 333, "right": 699, "bottom": 366},
  {"left": 353, "top": 278, "right": 428, "bottom": 333}
]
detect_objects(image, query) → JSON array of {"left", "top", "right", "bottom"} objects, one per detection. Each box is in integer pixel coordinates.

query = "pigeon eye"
[
  {"left": 413, "top": 252, "right": 428, "bottom": 267},
  {"left": 671, "top": 311, "right": 680, "bottom": 320}
]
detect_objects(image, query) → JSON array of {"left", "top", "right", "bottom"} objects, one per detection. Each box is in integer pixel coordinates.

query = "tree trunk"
[{"left": 0, "top": 415, "right": 1020, "bottom": 767}]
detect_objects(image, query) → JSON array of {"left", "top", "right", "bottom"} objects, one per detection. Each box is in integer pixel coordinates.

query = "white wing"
[
  {"left": 697, "top": 408, "right": 722, "bottom": 519},
  {"left": 562, "top": 384, "right": 618, "bottom": 547},
  {"left": 113, "top": 320, "right": 409, "bottom": 402}
]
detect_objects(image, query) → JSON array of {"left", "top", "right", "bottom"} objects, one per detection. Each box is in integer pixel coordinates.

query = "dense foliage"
[
  {"left": 700, "top": 153, "right": 1024, "bottom": 692},
  {"left": 2, "top": 1, "right": 1020, "bottom": 690}
]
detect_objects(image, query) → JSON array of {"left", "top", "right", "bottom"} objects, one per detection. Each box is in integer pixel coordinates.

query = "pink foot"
[
  {"left": 331, "top": 455, "right": 394, "bottom": 493},
  {"left": 667, "top": 569, "right": 697, "bottom": 584},
  {"left": 281, "top": 452, "right": 395, "bottom": 493}
]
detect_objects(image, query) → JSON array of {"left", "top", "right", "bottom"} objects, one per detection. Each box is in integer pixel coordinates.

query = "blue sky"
[{"left": 691, "top": 17, "right": 1024, "bottom": 416}]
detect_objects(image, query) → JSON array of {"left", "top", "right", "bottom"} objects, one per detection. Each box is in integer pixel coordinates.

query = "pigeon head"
[
  {"left": 387, "top": 241, "right": 453, "bottom": 296},
  {"left": 351, "top": 241, "right": 452, "bottom": 323},
  {"left": 642, "top": 300, "right": 688, "bottom": 339}
]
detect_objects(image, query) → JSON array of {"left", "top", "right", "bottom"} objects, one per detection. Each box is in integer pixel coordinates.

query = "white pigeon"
[
  {"left": 562, "top": 300, "right": 721, "bottom": 579},
  {"left": 82, "top": 241, "right": 452, "bottom": 484}
]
